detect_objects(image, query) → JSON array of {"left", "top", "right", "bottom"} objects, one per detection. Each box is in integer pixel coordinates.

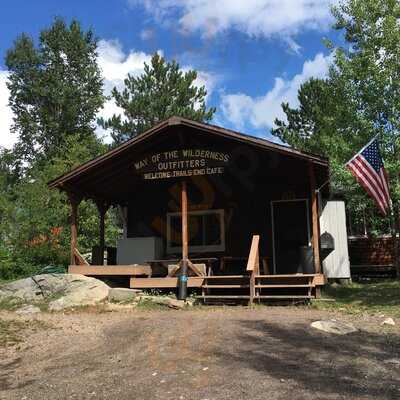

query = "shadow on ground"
[{"left": 214, "top": 319, "right": 400, "bottom": 399}]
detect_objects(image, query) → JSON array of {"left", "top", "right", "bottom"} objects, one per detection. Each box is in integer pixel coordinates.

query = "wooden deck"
[
  {"left": 130, "top": 277, "right": 204, "bottom": 288},
  {"left": 69, "top": 264, "right": 326, "bottom": 301},
  {"left": 69, "top": 264, "right": 152, "bottom": 276}
]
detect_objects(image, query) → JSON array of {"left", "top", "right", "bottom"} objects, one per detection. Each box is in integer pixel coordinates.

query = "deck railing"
[
  {"left": 246, "top": 235, "right": 260, "bottom": 305},
  {"left": 73, "top": 247, "right": 89, "bottom": 266}
]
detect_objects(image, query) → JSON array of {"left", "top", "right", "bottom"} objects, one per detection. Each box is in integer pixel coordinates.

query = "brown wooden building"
[{"left": 49, "top": 117, "right": 329, "bottom": 302}]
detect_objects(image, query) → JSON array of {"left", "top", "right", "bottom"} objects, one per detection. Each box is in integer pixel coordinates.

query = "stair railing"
[
  {"left": 73, "top": 247, "right": 89, "bottom": 266},
  {"left": 246, "top": 235, "right": 260, "bottom": 305}
]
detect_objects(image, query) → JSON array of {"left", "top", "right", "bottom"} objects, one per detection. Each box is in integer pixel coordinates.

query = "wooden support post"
[
  {"left": 182, "top": 181, "right": 188, "bottom": 262},
  {"left": 178, "top": 180, "right": 189, "bottom": 300},
  {"left": 68, "top": 193, "right": 82, "bottom": 266},
  {"left": 96, "top": 200, "right": 110, "bottom": 266},
  {"left": 309, "top": 163, "right": 321, "bottom": 274}
]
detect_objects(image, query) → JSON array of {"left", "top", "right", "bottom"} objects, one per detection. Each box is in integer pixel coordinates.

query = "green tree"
[
  {"left": 272, "top": 77, "right": 372, "bottom": 192},
  {"left": 0, "top": 19, "right": 120, "bottom": 280},
  {"left": 0, "top": 149, "right": 16, "bottom": 280},
  {"left": 273, "top": 0, "right": 400, "bottom": 272},
  {"left": 0, "top": 137, "right": 119, "bottom": 280},
  {"left": 273, "top": 78, "right": 355, "bottom": 156},
  {"left": 5, "top": 18, "right": 105, "bottom": 166},
  {"left": 99, "top": 53, "right": 216, "bottom": 144}
]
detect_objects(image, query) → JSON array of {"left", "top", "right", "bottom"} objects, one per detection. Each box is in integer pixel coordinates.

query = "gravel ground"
[{"left": 0, "top": 307, "right": 399, "bottom": 400}]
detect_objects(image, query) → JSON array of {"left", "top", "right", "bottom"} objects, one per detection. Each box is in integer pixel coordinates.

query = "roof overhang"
[{"left": 48, "top": 116, "right": 330, "bottom": 201}]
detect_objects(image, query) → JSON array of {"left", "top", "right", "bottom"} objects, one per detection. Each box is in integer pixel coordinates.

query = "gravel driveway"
[{"left": 1, "top": 307, "right": 399, "bottom": 400}]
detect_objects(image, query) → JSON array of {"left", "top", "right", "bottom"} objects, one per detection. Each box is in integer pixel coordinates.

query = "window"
[{"left": 167, "top": 209, "right": 225, "bottom": 253}]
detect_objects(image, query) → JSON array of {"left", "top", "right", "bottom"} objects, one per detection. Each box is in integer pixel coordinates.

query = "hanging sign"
[{"left": 134, "top": 149, "right": 230, "bottom": 180}]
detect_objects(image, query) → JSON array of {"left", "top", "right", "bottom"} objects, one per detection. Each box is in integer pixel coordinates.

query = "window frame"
[{"left": 166, "top": 209, "right": 226, "bottom": 254}]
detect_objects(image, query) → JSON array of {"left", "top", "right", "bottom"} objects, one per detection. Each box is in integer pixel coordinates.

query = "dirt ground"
[{"left": 0, "top": 307, "right": 399, "bottom": 400}]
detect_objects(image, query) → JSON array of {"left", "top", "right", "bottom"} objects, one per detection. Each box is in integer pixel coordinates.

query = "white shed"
[{"left": 319, "top": 200, "right": 351, "bottom": 279}]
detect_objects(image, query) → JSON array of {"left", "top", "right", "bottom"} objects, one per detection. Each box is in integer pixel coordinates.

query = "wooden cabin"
[{"left": 49, "top": 117, "right": 329, "bottom": 303}]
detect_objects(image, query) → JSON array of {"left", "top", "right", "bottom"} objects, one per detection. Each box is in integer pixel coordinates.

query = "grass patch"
[
  {"left": 135, "top": 298, "right": 173, "bottom": 311},
  {"left": 0, "top": 319, "right": 26, "bottom": 346},
  {"left": 0, "top": 297, "right": 24, "bottom": 311},
  {"left": 0, "top": 318, "right": 49, "bottom": 347},
  {"left": 313, "top": 280, "right": 400, "bottom": 317},
  {"left": 62, "top": 303, "right": 111, "bottom": 314},
  {"left": 0, "top": 293, "right": 64, "bottom": 313}
]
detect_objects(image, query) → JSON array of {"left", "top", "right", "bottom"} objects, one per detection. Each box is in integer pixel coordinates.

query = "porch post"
[
  {"left": 68, "top": 193, "right": 82, "bottom": 265},
  {"left": 96, "top": 200, "right": 110, "bottom": 266},
  {"left": 309, "top": 162, "right": 321, "bottom": 274},
  {"left": 178, "top": 180, "right": 189, "bottom": 300}
]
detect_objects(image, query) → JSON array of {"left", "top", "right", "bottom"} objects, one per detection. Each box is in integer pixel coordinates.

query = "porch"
[
  {"left": 68, "top": 266, "right": 325, "bottom": 302},
  {"left": 68, "top": 235, "right": 326, "bottom": 303}
]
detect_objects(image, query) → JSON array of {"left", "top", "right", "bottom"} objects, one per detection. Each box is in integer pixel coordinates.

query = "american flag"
[{"left": 346, "top": 138, "right": 391, "bottom": 216}]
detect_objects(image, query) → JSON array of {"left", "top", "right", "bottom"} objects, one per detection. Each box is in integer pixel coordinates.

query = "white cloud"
[
  {"left": 221, "top": 53, "right": 332, "bottom": 129},
  {"left": 96, "top": 39, "right": 156, "bottom": 142},
  {"left": 131, "top": 0, "right": 338, "bottom": 46},
  {"left": 0, "top": 39, "right": 217, "bottom": 147},
  {"left": 140, "top": 28, "right": 155, "bottom": 41},
  {"left": 0, "top": 70, "right": 17, "bottom": 149},
  {"left": 97, "top": 39, "right": 154, "bottom": 84},
  {"left": 96, "top": 39, "right": 217, "bottom": 142}
]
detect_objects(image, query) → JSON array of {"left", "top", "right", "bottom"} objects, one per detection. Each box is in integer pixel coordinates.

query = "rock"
[
  {"left": 16, "top": 305, "right": 41, "bottom": 314},
  {"left": 47, "top": 276, "right": 109, "bottom": 311},
  {"left": 311, "top": 320, "right": 358, "bottom": 335},
  {"left": 141, "top": 295, "right": 171, "bottom": 306},
  {"left": 0, "top": 274, "right": 110, "bottom": 311},
  {"left": 141, "top": 295, "right": 161, "bottom": 304},
  {"left": 140, "top": 295, "right": 186, "bottom": 309},
  {"left": 108, "top": 287, "right": 142, "bottom": 303},
  {"left": 185, "top": 298, "right": 195, "bottom": 307},
  {"left": 167, "top": 298, "right": 185, "bottom": 309},
  {"left": 384, "top": 358, "right": 400, "bottom": 365},
  {"left": 0, "top": 277, "right": 43, "bottom": 301},
  {"left": 381, "top": 317, "right": 396, "bottom": 326}
]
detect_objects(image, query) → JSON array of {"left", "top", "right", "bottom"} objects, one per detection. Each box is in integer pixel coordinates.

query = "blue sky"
[{"left": 0, "top": 0, "right": 343, "bottom": 148}]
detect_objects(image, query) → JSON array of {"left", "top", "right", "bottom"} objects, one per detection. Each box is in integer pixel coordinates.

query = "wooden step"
[
  {"left": 203, "top": 284, "right": 250, "bottom": 288},
  {"left": 130, "top": 277, "right": 204, "bottom": 288},
  {"left": 255, "top": 284, "right": 314, "bottom": 288},
  {"left": 70, "top": 264, "right": 151, "bottom": 276},
  {"left": 255, "top": 274, "right": 318, "bottom": 278},
  {"left": 255, "top": 295, "right": 312, "bottom": 299},
  {"left": 201, "top": 295, "right": 250, "bottom": 299},
  {"left": 204, "top": 275, "right": 248, "bottom": 279}
]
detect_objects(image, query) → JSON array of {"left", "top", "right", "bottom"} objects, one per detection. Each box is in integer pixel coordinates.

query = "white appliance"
[{"left": 116, "top": 237, "right": 164, "bottom": 265}]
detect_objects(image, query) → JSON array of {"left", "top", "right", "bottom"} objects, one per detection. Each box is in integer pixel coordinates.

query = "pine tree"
[{"left": 99, "top": 53, "right": 216, "bottom": 144}]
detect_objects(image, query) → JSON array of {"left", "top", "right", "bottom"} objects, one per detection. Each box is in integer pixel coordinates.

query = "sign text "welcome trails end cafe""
[{"left": 134, "top": 149, "right": 230, "bottom": 180}]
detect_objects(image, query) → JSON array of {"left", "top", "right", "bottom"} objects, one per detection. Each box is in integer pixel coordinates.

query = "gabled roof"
[{"left": 48, "top": 116, "right": 328, "bottom": 190}]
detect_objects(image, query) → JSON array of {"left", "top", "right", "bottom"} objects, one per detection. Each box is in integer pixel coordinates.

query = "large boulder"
[
  {"left": 0, "top": 274, "right": 110, "bottom": 310},
  {"left": 16, "top": 305, "right": 41, "bottom": 315},
  {"left": 311, "top": 320, "right": 358, "bottom": 335},
  {"left": 0, "top": 277, "right": 43, "bottom": 302}
]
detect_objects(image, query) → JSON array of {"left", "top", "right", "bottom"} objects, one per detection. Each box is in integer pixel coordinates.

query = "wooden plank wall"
[{"left": 125, "top": 133, "right": 318, "bottom": 268}]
